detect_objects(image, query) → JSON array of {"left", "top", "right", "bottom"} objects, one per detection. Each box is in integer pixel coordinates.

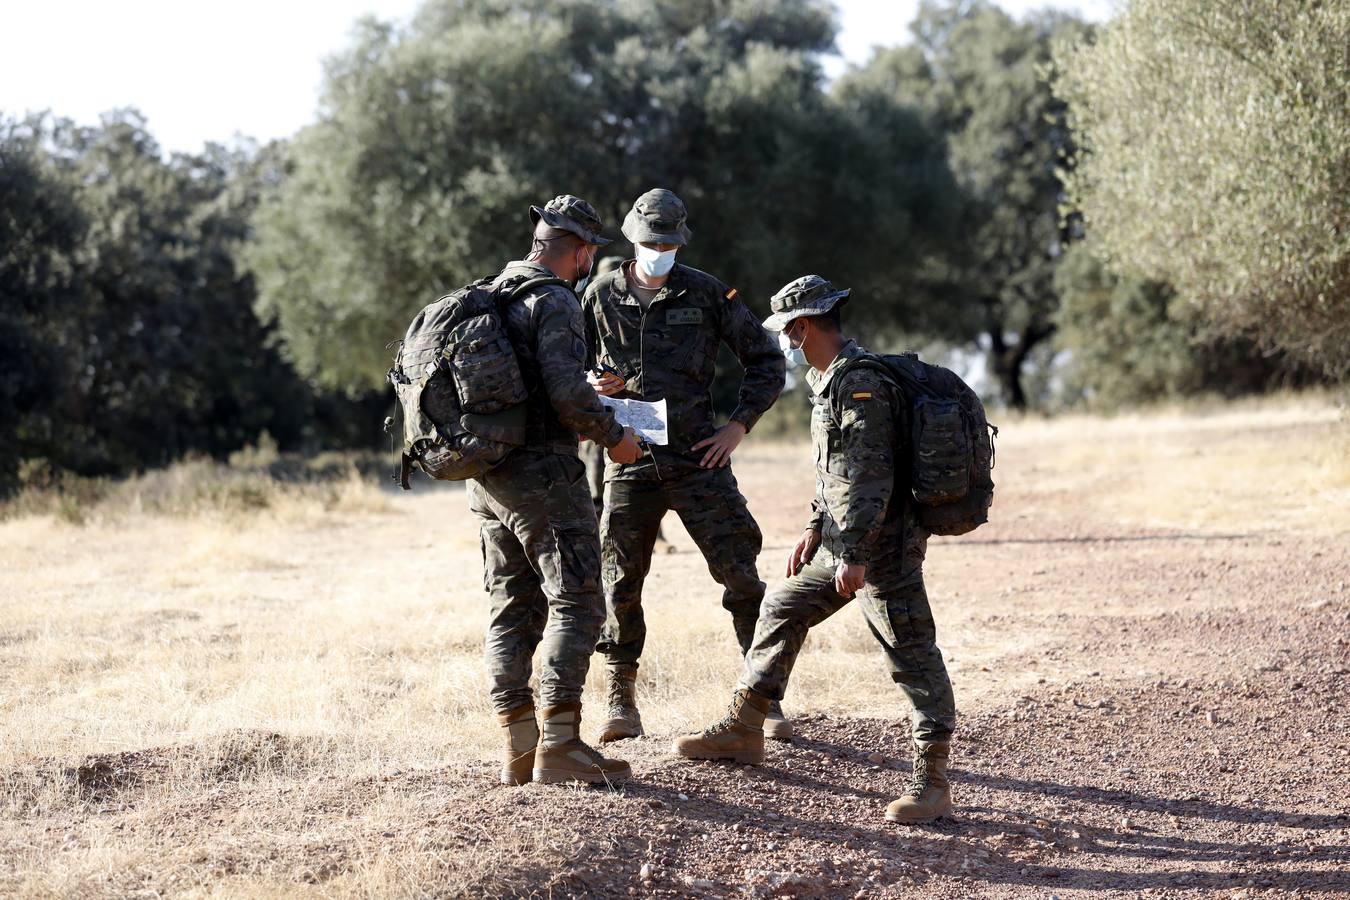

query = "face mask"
[
  {"left": 779, "top": 328, "right": 807, "bottom": 368},
  {"left": 635, "top": 244, "right": 677, "bottom": 279},
  {"left": 573, "top": 248, "right": 595, "bottom": 293}
]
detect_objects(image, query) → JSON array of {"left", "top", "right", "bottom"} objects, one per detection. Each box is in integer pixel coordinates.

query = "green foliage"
[
  {"left": 248, "top": 0, "right": 957, "bottom": 394},
  {"left": 1054, "top": 244, "right": 1313, "bottom": 409},
  {"left": 0, "top": 113, "right": 320, "bottom": 491},
  {"left": 838, "top": 1, "right": 1091, "bottom": 409},
  {"left": 1055, "top": 0, "right": 1350, "bottom": 382}
]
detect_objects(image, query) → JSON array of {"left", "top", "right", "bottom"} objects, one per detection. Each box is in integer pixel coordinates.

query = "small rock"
[
  {"left": 867, "top": 752, "right": 885, "bottom": 765},
  {"left": 677, "top": 793, "right": 690, "bottom": 801},
  {"left": 639, "top": 863, "right": 652, "bottom": 880},
  {"left": 1206, "top": 710, "right": 1218, "bottom": 725},
  {"left": 1120, "top": 817, "right": 1132, "bottom": 829}
]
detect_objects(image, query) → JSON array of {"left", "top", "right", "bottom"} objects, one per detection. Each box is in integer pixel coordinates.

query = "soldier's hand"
[
  {"left": 834, "top": 561, "right": 866, "bottom": 598},
  {"left": 691, "top": 421, "right": 746, "bottom": 468},
  {"left": 587, "top": 369, "right": 626, "bottom": 396},
  {"left": 608, "top": 427, "right": 641, "bottom": 465},
  {"left": 787, "top": 528, "right": 821, "bottom": 577}
]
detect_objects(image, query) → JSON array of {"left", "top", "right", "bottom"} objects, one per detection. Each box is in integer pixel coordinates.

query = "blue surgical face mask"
[
  {"left": 635, "top": 244, "right": 677, "bottom": 278},
  {"left": 778, "top": 328, "right": 807, "bottom": 367}
]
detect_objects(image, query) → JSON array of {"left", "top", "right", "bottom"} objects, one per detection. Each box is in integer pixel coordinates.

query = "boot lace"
[
  {"left": 905, "top": 757, "right": 930, "bottom": 798},
  {"left": 704, "top": 695, "right": 746, "bottom": 736},
  {"left": 606, "top": 675, "right": 635, "bottom": 715}
]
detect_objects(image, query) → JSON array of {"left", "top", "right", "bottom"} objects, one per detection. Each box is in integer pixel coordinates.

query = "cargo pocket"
[{"left": 552, "top": 524, "right": 601, "bottom": 595}]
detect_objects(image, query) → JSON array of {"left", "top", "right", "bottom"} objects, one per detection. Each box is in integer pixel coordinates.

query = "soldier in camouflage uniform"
[
  {"left": 470, "top": 195, "right": 642, "bottom": 787},
  {"left": 580, "top": 189, "right": 788, "bottom": 743},
  {"left": 578, "top": 258, "right": 622, "bottom": 519},
  {"left": 674, "top": 275, "right": 958, "bottom": 825}
]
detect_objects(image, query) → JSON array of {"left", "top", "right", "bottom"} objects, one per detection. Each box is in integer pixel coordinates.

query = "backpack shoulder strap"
[
  {"left": 498, "top": 275, "right": 571, "bottom": 304},
  {"left": 827, "top": 352, "right": 900, "bottom": 404},
  {"left": 821, "top": 353, "right": 905, "bottom": 426}
]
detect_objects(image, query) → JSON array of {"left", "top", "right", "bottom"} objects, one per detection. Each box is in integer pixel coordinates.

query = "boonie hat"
[
  {"left": 762, "top": 275, "right": 851, "bottom": 332},
  {"left": 529, "top": 194, "right": 612, "bottom": 245},
  {"left": 621, "top": 188, "right": 692, "bottom": 246}
]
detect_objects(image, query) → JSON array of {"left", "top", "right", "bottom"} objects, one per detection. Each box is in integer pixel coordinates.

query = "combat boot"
[
  {"left": 672, "top": 688, "right": 771, "bottom": 765},
  {"left": 497, "top": 704, "right": 538, "bottom": 786},
  {"left": 885, "top": 741, "right": 952, "bottom": 824},
  {"left": 533, "top": 703, "right": 632, "bottom": 785},
  {"left": 764, "top": 700, "right": 793, "bottom": 741},
  {"left": 598, "top": 663, "right": 644, "bottom": 743}
]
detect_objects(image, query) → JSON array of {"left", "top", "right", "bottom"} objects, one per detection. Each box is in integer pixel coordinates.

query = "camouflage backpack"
[
  {"left": 834, "top": 352, "right": 997, "bottom": 536},
  {"left": 386, "top": 274, "right": 567, "bottom": 489}
]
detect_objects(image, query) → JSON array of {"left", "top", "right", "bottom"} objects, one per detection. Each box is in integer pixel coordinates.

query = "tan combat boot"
[
  {"left": 598, "top": 663, "right": 644, "bottom": 743},
  {"left": 764, "top": 700, "right": 793, "bottom": 741},
  {"left": 497, "top": 704, "right": 538, "bottom": 786},
  {"left": 885, "top": 741, "right": 952, "bottom": 824},
  {"left": 672, "top": 688, "right": 771, "bottom": 764},
  {"left": 533, "top": 703, "right": 632, "bottom": 785}
]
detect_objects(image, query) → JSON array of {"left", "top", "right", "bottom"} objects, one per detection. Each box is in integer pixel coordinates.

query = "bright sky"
[{"left": 2, "top": 0, "right": 1114, "bottom": 155}]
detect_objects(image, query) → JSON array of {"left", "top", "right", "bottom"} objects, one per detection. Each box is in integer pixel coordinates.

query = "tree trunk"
[{"left": 984, "top": 304, "right": 1056, "bottom": 411}]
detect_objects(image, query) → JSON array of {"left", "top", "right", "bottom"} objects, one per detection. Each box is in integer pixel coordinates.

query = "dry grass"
[
  {"left": 1003, "top": 392, "right": 1350, "bottom": 535},
  {"left": 1, "top": 393, "right": 1345, "bottom": 896}
]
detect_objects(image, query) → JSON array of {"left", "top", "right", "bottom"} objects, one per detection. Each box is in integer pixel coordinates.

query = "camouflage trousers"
[
  {"left": 468, "top": 450, "right": 604, "bottom": 714},
  {"left": 740, "top": 537, "right": 956, "bottom": 744},
  {"left": 596, "top": 466, "right": 765, "bottom": 666},
  {"left": 579, "top": 440, "right": 606, "bottom": 519}
]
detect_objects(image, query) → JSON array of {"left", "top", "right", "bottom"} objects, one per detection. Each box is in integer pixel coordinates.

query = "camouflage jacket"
[
  {"left": 582, "top": 262, "right": 785, "bottom": 480},
  {"left": 493, "top": 261, "right": 624, "bottom": 454},
  {"left": 804, "top": 340, "right": 910, "bottom": 565}
]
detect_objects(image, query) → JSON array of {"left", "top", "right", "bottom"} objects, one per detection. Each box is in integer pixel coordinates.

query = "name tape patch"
[
  {"left": 667, "top": 308, "right": 703, "bottom": 325},
  {"left": 852, "top": 391, "right": 874, "bottom": 401}
]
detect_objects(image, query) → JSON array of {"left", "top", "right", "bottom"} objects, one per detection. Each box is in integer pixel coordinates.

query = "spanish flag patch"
[
  {"left": 852, "top": 391, "right": 873, "bottom": 401},
  {"left": 724, "top": 288, "right": 739, "bottom": 302}
]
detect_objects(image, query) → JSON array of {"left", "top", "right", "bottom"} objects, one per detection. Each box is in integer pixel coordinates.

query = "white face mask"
[
  {"left": 635, "top": 244, "right": 677, "bottom": 279},
  {"left": 572, "top": 247, "right": 596, "bottom": 294},
  {"left": 778, "top": 328, "right": 807, "bottom": 368}
]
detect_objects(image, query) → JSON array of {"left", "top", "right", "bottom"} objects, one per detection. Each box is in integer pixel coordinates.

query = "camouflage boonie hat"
[
  {"left": 762, "top": 275, "right": 851, "bottom": 332},
  {"left": 529, "top": 194, "right": 612, "bottom": 245},
  {"left": 622, "top": 188, "right": 693, "bottom": 246}
]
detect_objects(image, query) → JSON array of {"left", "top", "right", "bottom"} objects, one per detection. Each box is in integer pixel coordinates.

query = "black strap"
[{"left": 498, "top": 275, "right": 570, "bottom": 305}]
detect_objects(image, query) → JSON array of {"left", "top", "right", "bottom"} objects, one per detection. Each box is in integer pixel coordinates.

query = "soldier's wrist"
[
  {"left": 601, "top": 422, "right": 625, "bottom": 449},
  {"left": 729, "top": 408, "right": 758, "bottom": 434}
]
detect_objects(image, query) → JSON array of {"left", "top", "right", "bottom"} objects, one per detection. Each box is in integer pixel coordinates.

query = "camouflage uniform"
[
  {"left": 740, "top": 335, "right": 956, "bottom": 745},
  {"left": 582, "top": 192, "right": 785, "bottom": 666},
  {"left": 469, "top": 199, "right": 627, "bottom": 715}
]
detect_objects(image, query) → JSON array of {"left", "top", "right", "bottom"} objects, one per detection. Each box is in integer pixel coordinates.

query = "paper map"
[{"left": 600, "top": 396, "right": 669, "bottom": 445}]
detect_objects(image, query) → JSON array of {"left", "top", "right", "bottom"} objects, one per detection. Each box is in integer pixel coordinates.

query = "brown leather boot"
[
  {"left": 598, "top": 663, "right": 644, "bottom": 743},
  {"left": 497, "top": 704, "right": 538, "bottom": 786},
  {"left": 885, "top": 741, "right": 952, "bottom": 824},
  {"left": 533, "top": 703, "right": 632, "bottom": 785},
  {"left": 672, "top": 688, "right": 771, "bottom": 765},
  {"left": 764, "top": 699, "right": 793, "bottom": 741}
]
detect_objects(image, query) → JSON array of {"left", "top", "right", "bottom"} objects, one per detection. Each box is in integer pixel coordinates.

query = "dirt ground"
[{"left": 2, "top": 399, "right": 1348, "bottom": 897}]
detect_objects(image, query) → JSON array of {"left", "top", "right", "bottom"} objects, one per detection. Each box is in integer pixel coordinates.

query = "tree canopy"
[
  {"left": 0, "top": 113, "right": 315, "bottom": 491},
  {"left": 837, "top": 1, "right": 1090, "bottom": 408},
  {"left": 248, "top": 0, "right": 960, "bottom": 394},
  {"left": 1054, "top": 0, "right": 1350, "bottom": 381}
]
